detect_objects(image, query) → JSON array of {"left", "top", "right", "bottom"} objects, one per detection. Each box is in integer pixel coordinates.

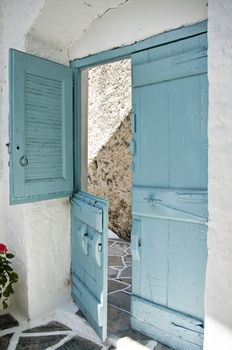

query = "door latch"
[
  {"left": 144, "top": 198, "right": 163, "bottom": 206},
  {"left": 6, "top": 142, "right": 11, "bottom": 154}
]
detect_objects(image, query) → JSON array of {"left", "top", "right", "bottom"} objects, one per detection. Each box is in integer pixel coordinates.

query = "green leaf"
[
  {"left": 3, "top": 285, "right": 11, "bottom": 298},
  {"left": 6, "top": 253, "right": 14, "bottom": 259},
  {"left": 0, "top": 273, "right": 8, "bottom": 287},
  {"left": 4, "top": 265, "right": 13, "bottom": 272},
  {"left": 8, "top": 284, "right": 14, "bottom": 294},
  {"left": 3, "top": 300, "right": 8, "bottom": 309},
  {"left": 9, "top": 272, "right": 18, "bottom": 283}
]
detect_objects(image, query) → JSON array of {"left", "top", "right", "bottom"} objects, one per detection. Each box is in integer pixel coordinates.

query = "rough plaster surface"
[
  {"left": 88, "top": 60, "right": 132, "bottom": 239},
  {"left": 204, "top": 1, "right": 232, "bottom": 349},
  {"left": 69, "top": 0, "right": 208, "bottom": 58},
  {"left": 0, "top": 0, "right": 46, "bottom": 317},
  {"left": 27, "top": 0, "right": 132, "bottom": 50}
]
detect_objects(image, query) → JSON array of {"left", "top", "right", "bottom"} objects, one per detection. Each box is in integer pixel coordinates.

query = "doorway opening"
[
  {"left": 87, "top": 59, "right": 134, "bottom": 337},
  {"left": 85, "top": 59, "right": 159, "bottom": 347}
]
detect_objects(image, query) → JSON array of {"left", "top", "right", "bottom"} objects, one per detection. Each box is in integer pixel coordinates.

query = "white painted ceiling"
[{"left": 29, "top": 0, "right": 132, "bottom": 48}]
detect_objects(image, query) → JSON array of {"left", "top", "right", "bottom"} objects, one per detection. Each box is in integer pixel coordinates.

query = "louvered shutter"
[{"left": 9, "top": 49, "right": 74, "bottom": 204}]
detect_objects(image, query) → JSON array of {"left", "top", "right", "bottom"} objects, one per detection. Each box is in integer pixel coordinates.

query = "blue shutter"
[{"left": 9, "top": 49, "right": 74, "bottom": 204}]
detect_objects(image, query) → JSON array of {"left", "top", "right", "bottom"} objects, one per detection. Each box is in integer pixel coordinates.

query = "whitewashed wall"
[
  {"left": 0, "top": 0, "right": 71, "bottom": 318},
  {"left": 69, "top": 0, "right": 208, "bottom": 59},
  {"left": 204, "top": 1, "right": 232, "bottom": 349}
]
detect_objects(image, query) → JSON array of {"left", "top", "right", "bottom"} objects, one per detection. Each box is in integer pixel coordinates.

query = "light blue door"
[
  {"left": 131, "top": 33, "right": 208, "bottom": 349},
  {"left": 9, "top": 49, "right": 109, "bottom": 341},
  {"left": 71, "top": 191, "right": 108, "bottom": 341}
]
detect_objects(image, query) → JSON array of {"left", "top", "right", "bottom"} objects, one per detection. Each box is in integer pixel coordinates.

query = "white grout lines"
[{"left": 108, "top": 239, "right": 132, "bottom": 305}]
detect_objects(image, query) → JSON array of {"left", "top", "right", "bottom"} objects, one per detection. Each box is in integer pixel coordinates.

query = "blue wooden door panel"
[
  {"left": 168, "top": 220, "right": 207, "bottom": 320},
  {"left": 131, "top": 32, "right": 208, "bottom": 350},
  {"left": 71, "top": 191, "right": 108, "bottom": 341},
  {"left": 132, "top": 33, "right": 207, "bottom": 67},
  {"left": 131, "top": 296, "right": 204, "bottom": 350},
  {"left": 9, "top": 49, "right": 73, "bottom": 204},
  {"left": 133, "top": 187, "right": 208, "bottom": 224},
  {"left": 133, "top": 51, "right": 207, "bottom": 87}
]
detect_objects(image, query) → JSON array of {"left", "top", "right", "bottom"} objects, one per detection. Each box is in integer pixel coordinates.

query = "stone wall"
[
  {"left": 88, "top": 113, "right": 132, "bottom": 240},
  {"left": 87, "top": 60, "right": 132, "bottom": 240}
]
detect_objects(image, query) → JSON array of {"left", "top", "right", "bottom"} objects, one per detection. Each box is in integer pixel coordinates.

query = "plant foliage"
[{"left": 0, "top": 244, "right": 19, "bottom": 309}]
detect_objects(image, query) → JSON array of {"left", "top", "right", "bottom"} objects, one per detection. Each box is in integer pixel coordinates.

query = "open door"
[
  {"left": 71, "top": 191, "right": 108, "bottom": 341},
  {"left": 130, "top": 33, "right": 208, "bottom": 350},
  {"left": 9, "top": 49, "right": 109, "bottom": 341}
]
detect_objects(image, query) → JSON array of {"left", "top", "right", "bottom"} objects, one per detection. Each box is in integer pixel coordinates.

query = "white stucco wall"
[
  {"left": 69, "top": 0, "right": 208, "bottom": 59},
  {"left": 204, "top": 1, "right": 232, "bottom": 349},
  {"left": 0, "top": 0, "right": 45, "bottom": 317},
  {"left": 0, "top": 0, "right": 72, "bottom": 318}
]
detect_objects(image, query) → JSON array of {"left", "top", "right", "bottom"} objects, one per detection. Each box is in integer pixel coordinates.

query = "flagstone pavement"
[{"left": 0, "top": 238, "right": 170, "bottom": 350}]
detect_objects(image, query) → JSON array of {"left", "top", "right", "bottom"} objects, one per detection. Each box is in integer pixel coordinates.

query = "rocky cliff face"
[
  {"left": 88, "top": 60, "right": 132, "bottom": 240},
  {"left": 88, "top": 113, "right": 132, "bottom": 241}
]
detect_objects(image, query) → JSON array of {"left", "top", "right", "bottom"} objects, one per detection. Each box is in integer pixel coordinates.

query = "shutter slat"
[{"left": 9, "top": 49, "right": 74, "bottom": 204}]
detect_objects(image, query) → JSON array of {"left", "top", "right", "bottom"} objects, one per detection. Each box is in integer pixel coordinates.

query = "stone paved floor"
[
  {"left": 0, "top": 305, "right": 105, "bottom": 350},
  {"left": 107, "top": 238, "right": 171, "bottom": 350},
  {"left": 0, "top": 238, "right": 171, "bottom": 350}
]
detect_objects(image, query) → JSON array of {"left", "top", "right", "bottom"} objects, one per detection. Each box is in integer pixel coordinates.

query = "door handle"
[
  {"left": 19, "top": 155, "right": 28, "bottom": 166},
  {"left": 131, "top": 219, "right": 141, "bottom": 261},
  {"left": 79, "top": 223, "right": 88, "bottom": 255},
  {"left": 79, "top": 224, "right": 102, "bottom": 267},
  {"left": 130, "top": 139, "right": 136, "bottom": 155}
]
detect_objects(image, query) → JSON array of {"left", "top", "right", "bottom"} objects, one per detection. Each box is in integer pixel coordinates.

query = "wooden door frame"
[{"left": 70, "top": 20, "right": 207, "bottom": 193}]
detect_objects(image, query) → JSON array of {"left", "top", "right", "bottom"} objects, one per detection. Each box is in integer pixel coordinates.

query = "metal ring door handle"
[{"left": 19, "top": 156, "right": 28, "bottom": 166}]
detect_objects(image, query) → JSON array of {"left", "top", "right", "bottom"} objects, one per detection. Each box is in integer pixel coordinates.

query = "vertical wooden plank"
[
  {"left": 168, "top": 220, "right": 207, "bottom": 320},
  {"left": 169, "top": 74, "right": 208, "bottom": 189},
  {"left": 139, "top": 217, "right": 169, "bottom": 306},
  {"left": 133, "top": 83, "right": 169, "bottom": 187}
]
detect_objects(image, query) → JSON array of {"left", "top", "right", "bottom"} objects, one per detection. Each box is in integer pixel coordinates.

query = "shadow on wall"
[{"left": 88, "top": 113, "right": 132, "bottom": 241}]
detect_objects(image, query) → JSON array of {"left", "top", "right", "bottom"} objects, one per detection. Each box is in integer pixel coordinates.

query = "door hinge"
[
  {"left": 132, "top": 112, "right": 137, "bottom": 133},
  {"left": 132, "top": 104, "right": 137, "bottom": 133},
  {"left": 171, "top": 321, "right": 204, "bottom": 334},
  {"left": 130, "top": 138, "right": 136, "bottom": 156},
  {"left": 6, "top": 142, "right": 11, "bottom": 154}
]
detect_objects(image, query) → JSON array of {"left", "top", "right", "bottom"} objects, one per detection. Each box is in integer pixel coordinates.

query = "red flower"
[{"left": 0, "top": 243, "right": 8, "bottom": 253}]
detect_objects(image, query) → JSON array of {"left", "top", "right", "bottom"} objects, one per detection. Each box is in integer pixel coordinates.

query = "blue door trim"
[{"left": 70, "top": 20, "right": 207, "bottom": 70}]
